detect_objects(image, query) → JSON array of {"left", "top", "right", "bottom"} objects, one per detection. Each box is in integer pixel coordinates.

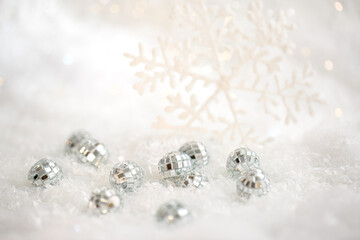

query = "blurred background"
[
  {"left": 0, "top": 0, "right": 359, "bottom": 239},
  {"left": 0, "top": 0, "right": 359, "bottom": 143}
]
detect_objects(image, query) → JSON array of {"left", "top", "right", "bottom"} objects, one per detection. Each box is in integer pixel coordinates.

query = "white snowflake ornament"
[{"left": 125, "top": 2, "right": 323, "bottom": 145}]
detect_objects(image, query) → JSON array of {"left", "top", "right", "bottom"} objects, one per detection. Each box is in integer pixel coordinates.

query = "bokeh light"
[
  {"left": 334, "top": 108, "right": 343, "bottom": 118},
  {"left": 334, "top": 2, "right": 343, "bottom": 12},
  {"left": 324, "top": 60, "right": 334, "bottom": 71}
]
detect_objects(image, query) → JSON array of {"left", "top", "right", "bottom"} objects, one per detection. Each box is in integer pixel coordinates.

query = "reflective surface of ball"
[
  {"left": 28, "top": 158, "right": 63, "bottom": 187},
  {"left": 76, "top": 138, "right": 109, "bottom": 167},
  {"left": 176, "top": 172, "right": 208, "bottom": 188},
  {"left": 236, "top": 168, "right": 270, "bottom": 198},
  {"left": 158, "top": 151, "right": 193, "bottom": 180},
  {"left": 226, "top": 147, "right": 260, "bottom": 178},
  {"left": 88, "top": 187, "right": 122, "bottom": 214},
  {"left": 156, "top": 200, "right": 191, "bottom": 224},
  {"left": 110, "top": 161, "right": 144, "bottom": 192},
  {"left": 65, "top": 131, "right": 90, "bottom": 153},
  {"left": 179, "top": 141, "right": 209, "bottom": 168}
]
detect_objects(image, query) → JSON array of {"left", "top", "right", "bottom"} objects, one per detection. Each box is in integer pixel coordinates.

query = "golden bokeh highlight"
[
  {"left": 219, "top": 50, "right": 232, "bottom": 61},
  {"left": 334, "top": 2, "right": 343, "bottom": 12},
  {"left": 224, "top": 16, "right": 233, "bottom": 26},
  {"left": 132, "top": 1, "right": 147, "bottom": 19},
  {"left": 229, "top": 92, "right": 237, "bottom": 99},
  {"left": 0, "top": 77, "right": 4, "bottom": 87},
  {"left": 324, "top": 60, "right": 334, "bottom": 71},
  {"left": 90, "top": 3, "right": 101, "bottom": 13},
  {"left": 110, "top": 4, "right": 120, "bottom": 14},
  {"left": 334, "top": 108, "right": 343, "bottom": 118},
  {"left": 301, "top": 47, "right": 311, "bottom": 57}
]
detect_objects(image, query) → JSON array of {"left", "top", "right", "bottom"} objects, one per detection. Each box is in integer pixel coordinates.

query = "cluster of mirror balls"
[{"left": 27, "top": 131, "right": 270, "bottom": 224}]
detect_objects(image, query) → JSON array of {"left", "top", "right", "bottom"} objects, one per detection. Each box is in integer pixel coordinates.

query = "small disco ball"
[
  {"left": 156, "top": 200, "right": 191, "bottom": 224},
  {"left": 179, "top": 141, "right": 209, "bottom": 168},
  {"left": 109, "top": 161, "right": 144, "bottom": 192},
  {"left": 236, "top": 168, "right": 271, "bottom": 198},
  {"left": 226, "top": 147, "right": 260, "bottom": 178},
  {"left": 76, "top": 138, "right": 109, "bottom": 167},
  {"left": 176, "top": 172, "right": 208, "bottom": 188},
  {"left": 158, "top": 151, "right": 193, "bottom": 180},
  {"left": 65, "top": 131, "right": 90, "bottom": 153},
  {"left": 88, "top": 187, "right": 122, "bottom": 214},
  {"left": 28, "top": 158, "right": 63, "bottom": 187}
]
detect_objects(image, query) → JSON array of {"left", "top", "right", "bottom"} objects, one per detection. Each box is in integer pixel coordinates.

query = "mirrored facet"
[
  {"left": 65, "top": 131, "right": 90, "bottom": 153},
  {"left": 226, "top": 147, "right": 260, "bottom": 178},
  {"left": 158, "top": 151, "right": 193, "bottom": 181},
  {"left": 156, "top": 200, "right": 191, "bottom": 224},
  {"left": 88, "top": 187, "right": 122, "bottom": 214},
  {"left": 65, "top": 131, "right": 109, "bottom": 167},
  {"left": 176, "top": 171, "right": 208, "bottom": 188},
  {"left": 28, "top": 158, "right": 63, "bottom": 187},
  {"left": 179, "top": 141, "right": 209, "bottom": 168},
  {"left": 236, "top": 168, "right": 270, "bottom": 198},
  {"left": 76, "top": 138, "right": 109, "bottom": 167},
  {"left": 109, "top": 161, "right": 144, "bottom": 192}
]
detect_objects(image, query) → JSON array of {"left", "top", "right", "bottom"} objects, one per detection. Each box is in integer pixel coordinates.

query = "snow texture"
[{"left": 0, "top": 0, "right": 359, "bottom": 239}]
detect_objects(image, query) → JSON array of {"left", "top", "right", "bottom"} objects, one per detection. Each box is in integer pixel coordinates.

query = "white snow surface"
[{"left": 0, "top": 1, "right": 359, "bottom": 239}]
